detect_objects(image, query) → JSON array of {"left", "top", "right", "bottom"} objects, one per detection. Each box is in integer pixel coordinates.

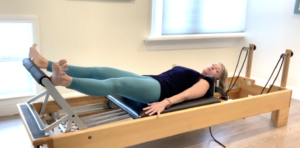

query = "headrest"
[{"left": 202, "top": 75, "right": 215, "bottom": 97}]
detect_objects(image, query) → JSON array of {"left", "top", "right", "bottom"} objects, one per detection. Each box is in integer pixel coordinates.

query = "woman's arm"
[
  {"left": 143, "top": 79, "right": 210, "bottom": 117},
  {"left": 161, "top": 79, "right": 210, "bottom": 107}
]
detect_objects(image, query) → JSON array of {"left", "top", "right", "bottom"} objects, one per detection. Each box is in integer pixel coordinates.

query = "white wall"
[
  {"left": 0, "top": 0, "right": 240, "bottom": 116},
  {"left": 243, "top": 0, "right": 300, "bottom": 98}
]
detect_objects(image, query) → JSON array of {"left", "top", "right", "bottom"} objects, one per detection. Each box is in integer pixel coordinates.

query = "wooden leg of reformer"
[
  {"left": 271, "top": 111, "right": 278, "bottom": 121},
  {"left": 273, "top": 108, "right": 290, "bottom": 127}
]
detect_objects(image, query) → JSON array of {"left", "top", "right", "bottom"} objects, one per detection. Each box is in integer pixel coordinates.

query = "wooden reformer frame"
[{"left": 17, "top": 44, "right": 293, "bottom": 148}]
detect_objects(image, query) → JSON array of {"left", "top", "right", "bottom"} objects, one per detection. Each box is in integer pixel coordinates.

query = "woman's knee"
[{"left": 91, "top": 67, "right": 110, "bottom": 79}]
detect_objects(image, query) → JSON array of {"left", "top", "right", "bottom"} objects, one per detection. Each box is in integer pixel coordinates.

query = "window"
[
  {"left": 162, "top": 0, "right": 247, "bottom": 35},
  {"left": 145, "top": 0, "right": 248, "bottom": 50},
  {"left": 0, "top": 16, "right": 40, "bottom": 99}
]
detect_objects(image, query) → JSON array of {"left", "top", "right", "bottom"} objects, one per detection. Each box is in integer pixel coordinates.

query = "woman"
[{"left": 29, "top": 44, "right": 228, "bottom": 117}]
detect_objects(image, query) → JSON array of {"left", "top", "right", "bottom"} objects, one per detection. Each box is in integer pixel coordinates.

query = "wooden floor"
[
  {"left": 0, "top": 113, "right": 32, "bottom": 148},
  {"left": 1, "top": 99, "right": 300, "bottom": 148}
]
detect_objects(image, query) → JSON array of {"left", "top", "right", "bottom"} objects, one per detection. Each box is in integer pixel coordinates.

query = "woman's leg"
[
  {"left": 70, "top": 77, "right": 160, "bottom": 103},
  {"left": 46, "top": 61, "right": 146, "bottom": 80},
  {"left": 51, "top": 62, "right": 161, "bottom": 103},
  {"left": 29, "top": 44, "right": 147, "bottom": 80}
]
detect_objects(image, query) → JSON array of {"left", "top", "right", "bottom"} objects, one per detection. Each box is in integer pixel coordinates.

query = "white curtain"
[
  {"left": 0, "top": 22, "right": 34, "bottom": 97},
  {"left": 162, "top": 0, "right": 247, "bottom": 35}
]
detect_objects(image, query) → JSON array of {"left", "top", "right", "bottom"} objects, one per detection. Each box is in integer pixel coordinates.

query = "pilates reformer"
[{"left": 17, "top": 44, "right": 293, "bottom": 148}]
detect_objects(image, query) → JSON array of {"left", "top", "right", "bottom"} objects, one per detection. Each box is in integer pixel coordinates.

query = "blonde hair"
[{"left": 218, "top": 63, "right": 228, "bottom": 91}]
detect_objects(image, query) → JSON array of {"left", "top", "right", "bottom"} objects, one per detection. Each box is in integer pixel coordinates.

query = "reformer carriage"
[{"left": 17, "top": 44, "right": 293, "bottom": 148}]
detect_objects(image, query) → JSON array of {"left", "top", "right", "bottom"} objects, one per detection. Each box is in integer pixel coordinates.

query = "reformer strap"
[{"left": 23, "top": 58, "right": 50, "bottom": 87}]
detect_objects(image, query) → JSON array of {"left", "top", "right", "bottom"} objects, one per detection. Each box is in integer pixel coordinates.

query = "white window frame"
[
  {"left": 144, "top": 0, "right": 246, "bottom": 50},
  {"left": 0, "top": 15, "right": 42, "bottom": 100}
]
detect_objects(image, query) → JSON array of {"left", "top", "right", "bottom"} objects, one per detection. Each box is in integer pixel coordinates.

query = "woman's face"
[{"left": 202, "top": 63, "right": 222, "bottom": 79}]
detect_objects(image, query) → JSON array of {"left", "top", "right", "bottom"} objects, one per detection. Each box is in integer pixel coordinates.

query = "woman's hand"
[{"left": 143, "top": 100, "right": 169, "bottom": 118}]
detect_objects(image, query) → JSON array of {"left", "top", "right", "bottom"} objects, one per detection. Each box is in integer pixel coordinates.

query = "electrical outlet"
[
  {"left": 172, "top": 64, "right": 176, "bottom": 67},
  {"left": 247, "top": 80, "right": 251, "bottom": 85}
]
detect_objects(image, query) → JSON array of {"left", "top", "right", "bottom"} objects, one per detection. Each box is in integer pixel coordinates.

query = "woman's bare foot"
[
  {"left": 51, "top": 62, "right": 72, "bottom": 87},
  {"left": 59, "top": 59, "right": 68, "bottom": 72},
  {"left": 29, "top": 44, "right": 48, "bottom": 69}
]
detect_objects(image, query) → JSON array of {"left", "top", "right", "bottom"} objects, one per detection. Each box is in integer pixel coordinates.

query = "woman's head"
[{"left": 202, "top": 63, "right": 228, "bottom": 90}]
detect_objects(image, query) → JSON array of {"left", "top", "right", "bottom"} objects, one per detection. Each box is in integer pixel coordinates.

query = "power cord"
[
  {"left": 209, "top": 127, "right": 226, "bottom": 148},
  {"left": 210, "top": 46, "right": 250, "bottom": 148}
]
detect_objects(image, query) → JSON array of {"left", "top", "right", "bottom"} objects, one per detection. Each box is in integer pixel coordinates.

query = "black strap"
[
  {"left": 226, "top": 47, "right": 249, "bottom": 94},
  {"left": 261, "top": 54, "right": 285, "bottom": 94},
  {"left": 215, "top": 87, "right": 228, "bottom": 100}
]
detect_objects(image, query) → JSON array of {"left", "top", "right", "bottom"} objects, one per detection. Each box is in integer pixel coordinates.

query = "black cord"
[
  {"left": 226, "top": 48, "right": 249, "bottom": 94},
  {"left": 209, "top": 127, "right": 226, "bottom": 148},
  {"left": 211, "top": 47, "right": 249, "bottom": 148},
  {"left": 261, "top": 54, "right": 285, "bottom": 94}
]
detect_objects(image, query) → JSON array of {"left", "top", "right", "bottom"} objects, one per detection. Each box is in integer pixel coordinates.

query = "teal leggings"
[{"left": 47, "top": 61, "right": 161, "bottom": 103}]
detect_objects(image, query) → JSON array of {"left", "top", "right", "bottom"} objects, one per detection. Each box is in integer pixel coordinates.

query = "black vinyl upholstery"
[
  {"left": 19, "top": 104, "right": 46, "bottom": 139},
  {"left": 23, "top": 58, "right": 50, "bottom": 87},
  {"left": 106, "top": 75, "right": 220, "bottom": 119},
  {"left": 202, "top": 75, "right": 215, "bottom": 97}
]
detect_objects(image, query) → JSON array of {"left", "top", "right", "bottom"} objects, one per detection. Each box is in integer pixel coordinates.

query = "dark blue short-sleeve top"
[{"left": 147, "top": 66, "right": 203, "bottom": 101}]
